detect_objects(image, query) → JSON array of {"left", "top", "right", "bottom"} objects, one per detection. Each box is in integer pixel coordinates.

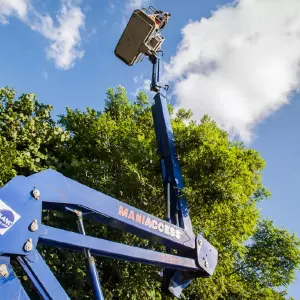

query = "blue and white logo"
[
  {"left": 0, "top": 209, "right": 14, "bottom": 229},
  {"left": 0, "top": 199, "right": 21, "bottom": 235}
]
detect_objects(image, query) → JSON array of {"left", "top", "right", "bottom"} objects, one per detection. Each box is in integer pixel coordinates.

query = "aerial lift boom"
[{"left": 0, "top": 7, "right": 218, "bottom": 300}]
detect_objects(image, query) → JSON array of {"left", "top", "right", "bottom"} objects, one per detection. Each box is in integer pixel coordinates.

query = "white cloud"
[
  {"left": 100, "top": 19, "right": 108, "bottom": 27},
  {"left": 88, "top": 27, "right": 96, "bottom": 38},
  {"left": 30, "top": 0, "right": 85, "bottom": 70},
  {"left": 0, "top": 0, "right": 85, "bottom": 70},
  {"left": 42, "top": 70, "right": 48, "bottom": 80},
  {"left": 133, "top": 73, "right": 144, "bottom": 84},
  {"left": 164, "top": 0, "right": 300, "bottom": 142},
  {"left": 121, "top": 0, "right": 150, "bottom": 29},
  {"left": 126, "top": 0, "right": 150, "bottom": 12},
  {"left": 131, "top": 75, "right": 151, "bottom": 96},
  {"left": 0, "top": 0, "right": 29, "bottom": 24},
  {"left": 108, "top": 2, "right": 115, "bottom": 15},
  {"left": 133, "top": 76, "right": 139, "bottom": 84},
  {"left": 143, "top": 79, "right": 151, "bottom": 90}
]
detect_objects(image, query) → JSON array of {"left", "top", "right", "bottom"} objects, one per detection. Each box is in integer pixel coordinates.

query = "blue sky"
[{"left": 0, "top": 0, "right": 300, "bottom": 297}]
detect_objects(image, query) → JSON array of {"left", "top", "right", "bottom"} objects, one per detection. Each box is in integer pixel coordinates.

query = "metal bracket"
[{"left": 196, "top": 235, "right": 218, "bottom": 276}]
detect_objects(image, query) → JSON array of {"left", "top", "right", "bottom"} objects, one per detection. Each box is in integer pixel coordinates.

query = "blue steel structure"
[{"left": 0, "top": 8, "right": 218, "bottom": 300}]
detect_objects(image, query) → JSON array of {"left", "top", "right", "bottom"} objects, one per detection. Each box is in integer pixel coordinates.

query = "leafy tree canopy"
[{"left": 0, "top": 86, "right": 299, "bottom": 299}]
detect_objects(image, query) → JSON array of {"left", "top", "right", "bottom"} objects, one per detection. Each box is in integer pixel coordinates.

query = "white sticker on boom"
[{"left": 0, "top": 199, "right": 21, "bottom": 235}]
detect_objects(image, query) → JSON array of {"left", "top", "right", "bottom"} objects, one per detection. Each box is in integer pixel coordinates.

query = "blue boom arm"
[
  {"left": 0, "top": 93, "right": 217, "bottom": 300},
  {"left": 0, "top": 169, "right": 217, "bottom": 299}
]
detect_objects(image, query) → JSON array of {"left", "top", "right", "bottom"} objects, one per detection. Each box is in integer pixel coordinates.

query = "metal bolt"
[
  {"left": 198, "top": 239, "right": 203, "bottom": 247},
  {"left": 32, "top": 189, "right": 40, "bottom": 200},
  {"left": 204, "top": 260, "right": 209, "bottom": 268},
  {"left": 0, "top": 264, "right": 8, "bottom": 278},
  {"left": 30, "top": 219, "right": 38, "bottom": 232},
  {"left": 24, "top": 238, "right": 33, "bottom": 252}
]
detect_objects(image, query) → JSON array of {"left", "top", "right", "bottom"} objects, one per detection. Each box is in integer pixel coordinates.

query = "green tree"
[
  {"left": 0, "top": 86, "right": 68, "bottom": 185},
  {"left": 0, "top": 86, "right": 299, "bottom": 299}
]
